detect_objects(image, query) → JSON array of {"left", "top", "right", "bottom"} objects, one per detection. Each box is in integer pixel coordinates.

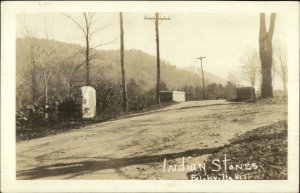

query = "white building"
[{"left": 160, "top": 91, "right": 185, "bottom": 102}]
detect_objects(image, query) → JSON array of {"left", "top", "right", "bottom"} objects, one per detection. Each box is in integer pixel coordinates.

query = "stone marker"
[{"left": 80, "top": 86, "right": 96, "bottom": 119}]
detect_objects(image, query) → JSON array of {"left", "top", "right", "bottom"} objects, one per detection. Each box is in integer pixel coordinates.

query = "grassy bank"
[{"left": 187, "top": 120, "right": 288, "bottom": 180}]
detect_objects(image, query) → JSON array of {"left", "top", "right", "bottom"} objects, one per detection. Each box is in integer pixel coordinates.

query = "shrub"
[
  {"left": 94, "top": 80, "right": 123, "bottom": 120},
  {"left": 57, "top": 97, "right": 82, "bottom": 120},
  {"left": 127, "top": 79, "right": 156, "bottom": 111}
]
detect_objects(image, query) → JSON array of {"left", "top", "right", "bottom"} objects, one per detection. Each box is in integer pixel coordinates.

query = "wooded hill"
[{"left": 16, "top": 37, "right": 225, "bottom": 107}]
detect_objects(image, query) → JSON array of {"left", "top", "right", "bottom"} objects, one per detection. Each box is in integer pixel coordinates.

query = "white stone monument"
[{"left": 81, "top": 86, "right": 96, "bottom": 119}]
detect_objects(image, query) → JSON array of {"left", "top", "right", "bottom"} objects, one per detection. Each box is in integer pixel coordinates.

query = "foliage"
[
  {"left": 126, "top": 79, "right": 156, "bottom": 111},
  {"left": 57, "top": 97, "right": 82, "bottom": 120},
  {"left": 183, "top": 82, "right": 236, "bottom": 101},
  {"left": 16, "top": 37, "right": 230, "bottom": 141},
  {"left": 16, "top": 37, "right": 226, "bottom": 111},
  {"left": 94, "top": 80, "right": 124, "bottom": 120}
]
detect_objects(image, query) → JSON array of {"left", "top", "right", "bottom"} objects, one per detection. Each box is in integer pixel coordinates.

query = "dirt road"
[{"left": 17, "top": 100, "right": 287, "bottom": 180}]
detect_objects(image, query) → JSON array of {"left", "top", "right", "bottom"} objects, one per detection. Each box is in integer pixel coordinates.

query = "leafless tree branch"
[{"left": 63, "top": 13, "right": 87, "bottom": 36}]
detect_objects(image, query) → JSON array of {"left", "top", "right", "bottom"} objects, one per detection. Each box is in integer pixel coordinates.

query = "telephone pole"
[
  {"left": 119, "top": 12, "right": 128, "bottom": 112},
  {"left": 145, "top": 13, "right": 170, "bottom": 104},
  {"left": 196, "top": 56, "right": 206, "bottom": 100}
]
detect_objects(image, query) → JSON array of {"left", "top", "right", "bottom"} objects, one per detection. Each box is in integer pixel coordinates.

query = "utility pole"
[
  {"left": 196, "top": 56, "right": 206, "bottom": 100},
  {"left": 119, "top": 12, "right": 128, "bottom": 112},
  {"left": 145, "top": 12, "right": 170, "bottom": 104}
]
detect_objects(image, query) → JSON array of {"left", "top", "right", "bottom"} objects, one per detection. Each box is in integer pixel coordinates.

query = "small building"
[{"left": 160, "top": 91, "right": 185, "bottom": 102}]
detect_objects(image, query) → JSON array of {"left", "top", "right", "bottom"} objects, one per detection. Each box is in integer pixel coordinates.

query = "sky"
[{"left": 16, "top": 12, "right": 288, "bottom": 88}]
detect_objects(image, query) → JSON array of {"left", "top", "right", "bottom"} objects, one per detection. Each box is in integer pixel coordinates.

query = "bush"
[
  {"left": 127, "top": 79, "right": 156, "bottom": 111},
  {"left": 57, "top": 97, "right": 82, "bottom": 120},
  {"left": 94, "top": 78, "right": 157, "bottom": 115},
  {"left": 94, "top": 80, "right": 123, "bottom": 120},
  {"left": 16, "top": 105, "right": 47, "bottom": 126}
]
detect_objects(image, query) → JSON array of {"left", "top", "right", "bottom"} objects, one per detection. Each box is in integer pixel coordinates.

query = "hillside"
[
  {"left": 183, "top": 65, "right": 226, "bottom": 85},
  {"left": 16, "top": 38, "right": 226, "bottom": 105}
]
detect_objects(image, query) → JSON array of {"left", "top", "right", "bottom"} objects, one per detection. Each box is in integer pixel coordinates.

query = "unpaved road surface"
[{"left": 17, "top": 100, "right": 287, "bottom": 180}]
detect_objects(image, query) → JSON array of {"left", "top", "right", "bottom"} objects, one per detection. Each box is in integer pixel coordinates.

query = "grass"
[{"left": 187, "top": 120, "right": 288, "bottom": 180}]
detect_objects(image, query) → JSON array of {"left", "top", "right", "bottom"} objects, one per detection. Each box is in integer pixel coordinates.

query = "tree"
[
  {"left": 274, "top": 43, "right": 288, "bottom": 94},
  {"left": 159, "top": 81, "right": 168, "bottom": 91},
  {"left": 272, "top": 55, "right": 276, "bottom": 89},
  {"left": 37, "top": 21, "right": 56, "bottom": 107},
  {"left": 241, "top": 50, "right": 260, "bottom": 87},
  {"left": 259, "top": 13, "right": 276, "bottom": 98},
  {"left": 65, "top": 13, "right": 114, "bottom": 86},
  {"left": 207, "top": 83, "right": 225, "bottom": 99},
  {"left": 63, "top": 51, "right": 85, "bottom": 97},
  {"left": 227, "top": 72, "right": 240, "bottom": 87},
  {"left": 183, "top": 85, "right": 194, "bottom": 101},
  {"left": 207, "top": 83, "right": 217, "bottom": 99},
  {"left": 65, "top": 13, "right": 95, "bottom": 86},
  {"left": 119, "top": 12, "right": 128, "bottom": 112},
  {"left": 21, "top": 18, "right": 41, "bottom": 104}
]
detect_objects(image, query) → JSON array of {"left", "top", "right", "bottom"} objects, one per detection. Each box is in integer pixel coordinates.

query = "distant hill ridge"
[
  {"left": 182, "top": 65, "right": 226, "bottom": 85},
  {"left": 16, "top": 37, "right": 226, "bottom": 92}
]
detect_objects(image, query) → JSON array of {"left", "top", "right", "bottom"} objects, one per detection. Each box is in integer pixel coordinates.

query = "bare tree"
[
  {"left": 227, "top": 72, "right": 240, "bottom": 87},
  {"left": 241, "top": 50, "right": 260, "bottom": 87},
  {"left": 62, "top": 51, "right": 85, "bottom": 97},
  {"left": 21, "top": 18, "right": 41, "bottom": 104},
  {"left": 37, "top": 21, "right": 56, "bottom": 108},
  {"left": 274, "top": 43, "right": 288, "bottom": 94},
  {"left": 272, "top": 55, "right": 277, "bottom": 89},
  {"left": 64, "top": 13, "right": 114, "bottom": 86},
  {"left": 259, "top": 13, "right": 276, "bottom": 98},
  {"left": 119, "top": 12, "right": 128, "bottom": 112}
]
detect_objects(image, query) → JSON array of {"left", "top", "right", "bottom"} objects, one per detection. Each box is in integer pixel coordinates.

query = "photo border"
[{"left": 1, "top": 1, "right": 299, "bottom": 192}]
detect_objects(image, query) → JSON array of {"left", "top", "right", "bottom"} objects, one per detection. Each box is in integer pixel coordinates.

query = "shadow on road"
[{"left": 17, "top": 146, "right": 223, "bottom": 179}]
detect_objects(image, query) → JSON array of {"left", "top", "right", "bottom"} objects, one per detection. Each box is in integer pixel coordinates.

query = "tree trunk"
[
  {"left": 44, "top": 75, "right": 49, "bottom": 119},
  {"left": 86, "top": 35, "right": 90, "bottom": 86},
  {"left": 119, "top": 12, "right": 128, "bottom": 112},
  {"left": 68, "top": 78, "right": 72, "bottom": 98},
  {"left": 280, "top": 60, "right": 287, "bottom": 94},
  {"left": 251, "top": 71, "right": 255, "bottom": 87},
  {"left": 85, "top": 14, "right": 90, "bottom": 86},
  {"left": 283, "top": 78, "right": 287, "bottom": 94},
  {"left": 259, "top": 13, "right": 276, "bottom": 98},
  {"left": 31, "top": 70, "right": 37, "bottom": 103},
  {"left": 31, "top": 86, "right": 36, "bottom": 103},
  {"left": 45, "top": 81, "right": 48, "bottom": 105},
  {"left": 30, "top": 55, "right": 38, "bottom": 104}
]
